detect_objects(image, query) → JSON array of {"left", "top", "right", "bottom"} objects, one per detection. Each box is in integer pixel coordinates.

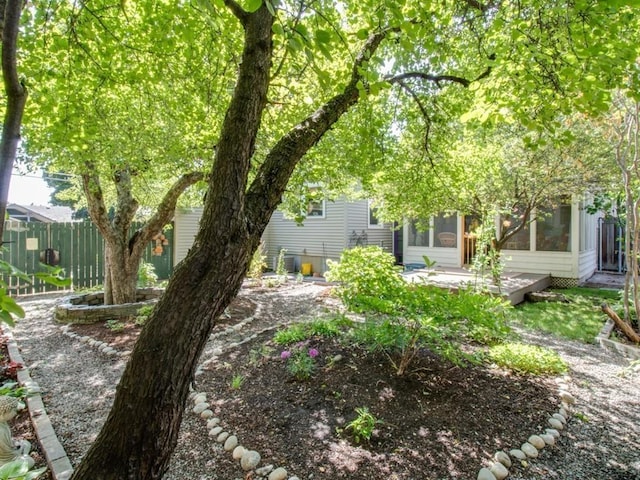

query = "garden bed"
[{"left": 597, "top": 319, "right": 640, "bottom": 360}]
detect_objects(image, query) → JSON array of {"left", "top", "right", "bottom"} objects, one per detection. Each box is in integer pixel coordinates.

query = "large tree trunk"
[
  {"left": 0, "top": 0, "right": 27, "bottom": 245},
  {"left": 104, "top": 239, "right": 140, "bottom": 304},
  {"left": 71, "top": 3, "right": 389, "bottom": 478}
]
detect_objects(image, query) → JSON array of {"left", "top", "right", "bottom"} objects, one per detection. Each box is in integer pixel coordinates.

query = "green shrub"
[
  {"left": 135, "top": 305, "right": 155, "bottom": 327},
  {"left": 248, "top": 242, "right": 268, "bottom": 284},
  {"left": 274, "top": 324, "right": 308, "bottom": 345},
  {"left": 274, "top": 318, "right": 346, "bottom": 345},
  {"left": 342, "top": 407, "right": 381, "bottom": 443},
  {"left": 325, "top": 246, "right": 405, "bottom": 313},
  {"left": 137, "top": 262, "right": 158, "bottom": 287},
  {"left": 488, "top": 343, "right": 568, "bottom": 375},
  {"left": 105, "top": 319, "right": 125, "bottom": 332}
]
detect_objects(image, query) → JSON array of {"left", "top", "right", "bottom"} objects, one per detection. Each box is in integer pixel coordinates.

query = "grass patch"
[
  {"left": 511, "top": 287, "right": 620, "bottom": 343},
  {"left": 488, "top": 343, "right": 568, "bottom": 375}
]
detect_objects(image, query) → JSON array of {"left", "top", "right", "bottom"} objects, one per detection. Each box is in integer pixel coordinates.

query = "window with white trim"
[
  {"left": 368, "top": 200, "right": 383, "bottom": 228},
  {"left": 305, "top": 186, "right": 325, "bottom": 218}
]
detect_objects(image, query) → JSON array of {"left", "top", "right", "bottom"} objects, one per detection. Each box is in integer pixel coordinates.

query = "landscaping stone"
[
  {"left": 527, "top": 434, "right": 545, "bottom": 449},
  {"left": 209, "top": 426, "right": 223, "bottom": 437},
  {"left": 224, "top": 435, "right": 238, "bottom": 451},
  {"left": 193, "top": 394, "right": 207, "bottom": 404},
  {"left": 232, "top": 446, "right": 246, "bottom": 460},
  {"left": 200, "top": 410, "right": 213, "bottom": 419},
  {"left": 255, "top": 465, "right": 274, "bottom": 476},
  {"left": 216, "top": 432, "right": 230, "bottom": 443},
  {"left": 240, "top": 450, "right": 261, "bottom": 471},
  {"left": 546, "top": 428, "right": 560, "bottom": 438},
  {"left": 193, "top": 403, "right": 210, "bottom": 414},
  {"left": 494, "top": 451, "right": 511, "bottom": 468},
  {"left": 540, "top": 433, "right": 555, "bottom": 446},
  {"left": 509, "top": 449, "right": 526, "bottom": 460},
  {"left": 521, "top": 442, "right": 538, "bottom": 458},
  {"left": 548, "top": 417, "right": 564, "bottom": 430},
  {"left": 206, "top": 418, "right": 220, "bottom": 429},
  {"left": 489, "top": 462, "right": 509, "bottom": 480},
  {"left": 559, "top": 390, "right": 575, "bottom": 405},
  {"left": 269, "top": 467, "right": 288, "bottom": 480},
  {"left": 552, "top": 412, "right": 567, "bottom": 424},
  {"left": 559, "top": 407, "right": 568, "bottom": 419},
  {"left": 477, "top": 467, "right": 497, "bottom": 480}
]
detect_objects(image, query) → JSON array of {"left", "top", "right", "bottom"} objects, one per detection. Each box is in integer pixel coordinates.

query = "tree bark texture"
[
  {"left": 0, "top": 0, "right": 26, "bottom": 245},
  {"left": 71, "top": 4, "right": 389, "bottom": 479}
]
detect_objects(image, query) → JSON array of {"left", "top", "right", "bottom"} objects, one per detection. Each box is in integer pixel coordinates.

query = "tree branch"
[
  {"left": 112, "top": 168, "right": 139, "bottom": 239},
  {"left": 224, "top": 0, "right": 249, "bottom": 25},
  {"left": 386, "top": 55, "right": 495, "bottom": 88},
  {"left": 132, "top": 171, "right": 206, "bottom": 259},
  {"left": 244, "top": 29, "right": 392, "bottom": 233},
  {"left": 81, "top": 167, "right": 117, "bottom": 244}
]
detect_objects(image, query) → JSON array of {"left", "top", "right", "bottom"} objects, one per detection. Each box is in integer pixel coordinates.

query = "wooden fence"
[{"left": 2, "top": 220, "right": 173, "bottom": 295}]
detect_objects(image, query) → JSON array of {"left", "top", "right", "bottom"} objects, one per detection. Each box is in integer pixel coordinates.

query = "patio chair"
[{"left": 437, "top": 232, "right": 457, "bottom": 247}]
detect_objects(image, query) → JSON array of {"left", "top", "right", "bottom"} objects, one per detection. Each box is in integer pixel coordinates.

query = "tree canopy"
[{"left": 4, "top": 0, "right": 640, "bottom": 478}]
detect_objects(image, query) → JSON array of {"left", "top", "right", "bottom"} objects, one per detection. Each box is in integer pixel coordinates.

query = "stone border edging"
[
  {"left": 6, "top": 334, "right": 73, "bottom": 480},
  {"left": 475, "top": 376, "right": 575, "bottom": 480}
]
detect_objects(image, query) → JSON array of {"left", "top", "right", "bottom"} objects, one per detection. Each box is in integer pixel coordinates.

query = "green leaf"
[
  {"left": 0, "top": 296, "right": 25, "bottom": 319},
  {"left": 0, "top": 311, "right": 15, "bottom": 328},
  {"left": 315, "top": 29, "right": 331, "bottom": 44},
  {"left": 24, "top": 467, "right": 47, "bottom": 480},
  {"left": 0, "top": 457, "right": 29, "bottom": 477},
  {"left": 245, "top": 0, "right": 262, "bottom": 12},
  {"left": 265, "top": 0, "right": 275, "bottom": 16},
  {"left": 355, "top": 28, "right": 369, "bottom": 40},
  {"left": 272, "top": 23, "right": 284, "bottom": 36}
]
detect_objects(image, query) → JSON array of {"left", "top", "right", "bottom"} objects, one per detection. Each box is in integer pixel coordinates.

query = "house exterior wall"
[
  {"left": 402, "top": 200, "right": 599, "bottom": 282},
  {"left": 174, "top": 208, "right": 203, "bottom": 266},
  {"left": 174, "top": 200, "right": 393, "bottom": 275},
  {"left": 263, "top": 201, "right": 348, "bottom": 274},
  {"left": 263, "top": 199, "right": 393, "bottom": 274}
]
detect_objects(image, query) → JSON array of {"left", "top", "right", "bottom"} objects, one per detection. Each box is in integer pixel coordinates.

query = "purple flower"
[
  {"left": 280, "top": 350, "right": 291, "bottom": 360},
  {"left": 308, "top": 348, "right": 319, "bottom": 358}
]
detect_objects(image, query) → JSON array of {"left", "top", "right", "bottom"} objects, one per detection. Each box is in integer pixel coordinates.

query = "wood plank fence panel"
[{"left": 2, "top": 220, "right": 174, "bottom": 295}]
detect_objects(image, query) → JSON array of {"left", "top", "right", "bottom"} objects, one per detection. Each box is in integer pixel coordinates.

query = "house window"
[
  {"left": 408, "top": 219, "right": 429, "bottom": 247},
  {"left": 502, "top": 208, "right": 531, "bottom": 250},
  {"left": 368, "top": 201, "right": 383, "bottom": 228},
  {"left": 306, "top": 187, "right": 325, "bottom": 218},
  {"left": 434, "top": 213, "right": 457, "bottom": 248},
  {"left": 536, "top": 200, "right": 571, "bottom": 252}
]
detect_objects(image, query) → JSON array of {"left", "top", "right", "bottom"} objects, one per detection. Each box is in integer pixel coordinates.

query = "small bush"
[
  {"left": 247, "top": 242, "right": 267, "bottom": 284},
  {"left": 135, "top": 305, "right": 154, "bottom": 327},
  {"left": 105, "top": 319, "right": 125, "bottom": 333},
  {"left": 137, "top": 262, "right": 158, "bottom": 287},
  {"left": 343, "top": 407, "right": 381, "bottom": 443},
  {"left": 274, "top": 318, "right": 345, "bottom": 345},
  {"left": 325, "top": 246, "right": 405, "bottom": 313},
  {"left": 488, "top": 343, "right": 568, "bottom": 375}
]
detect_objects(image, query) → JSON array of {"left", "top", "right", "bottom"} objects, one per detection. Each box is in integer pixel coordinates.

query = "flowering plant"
[{"left": 280, "top": 344, "right": 319, "bottom": 380}]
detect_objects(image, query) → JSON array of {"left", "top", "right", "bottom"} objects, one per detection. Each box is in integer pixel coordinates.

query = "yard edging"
[{"left": 6, "top": 333, "right": 73, "bottom": 480}]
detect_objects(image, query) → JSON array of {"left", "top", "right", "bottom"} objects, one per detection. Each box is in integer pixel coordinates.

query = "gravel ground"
[{"left": 9, "top": 287, "right": 640, "bottom": 480}]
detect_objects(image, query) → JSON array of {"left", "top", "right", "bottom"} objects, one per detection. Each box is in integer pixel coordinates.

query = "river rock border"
[{"left": 476, "top": 376, "right": 575, "bottom": 480}]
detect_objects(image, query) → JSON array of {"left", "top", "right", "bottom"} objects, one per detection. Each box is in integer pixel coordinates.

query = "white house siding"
[
  {"left": 173, "top": 208, "right": 204, "bottom": 266},
  {"left": 344, "top": 200, "right": 394, "bottom": 253},
  {"left": 263, "top": 200, "right": 348, "bottom": 274}
]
